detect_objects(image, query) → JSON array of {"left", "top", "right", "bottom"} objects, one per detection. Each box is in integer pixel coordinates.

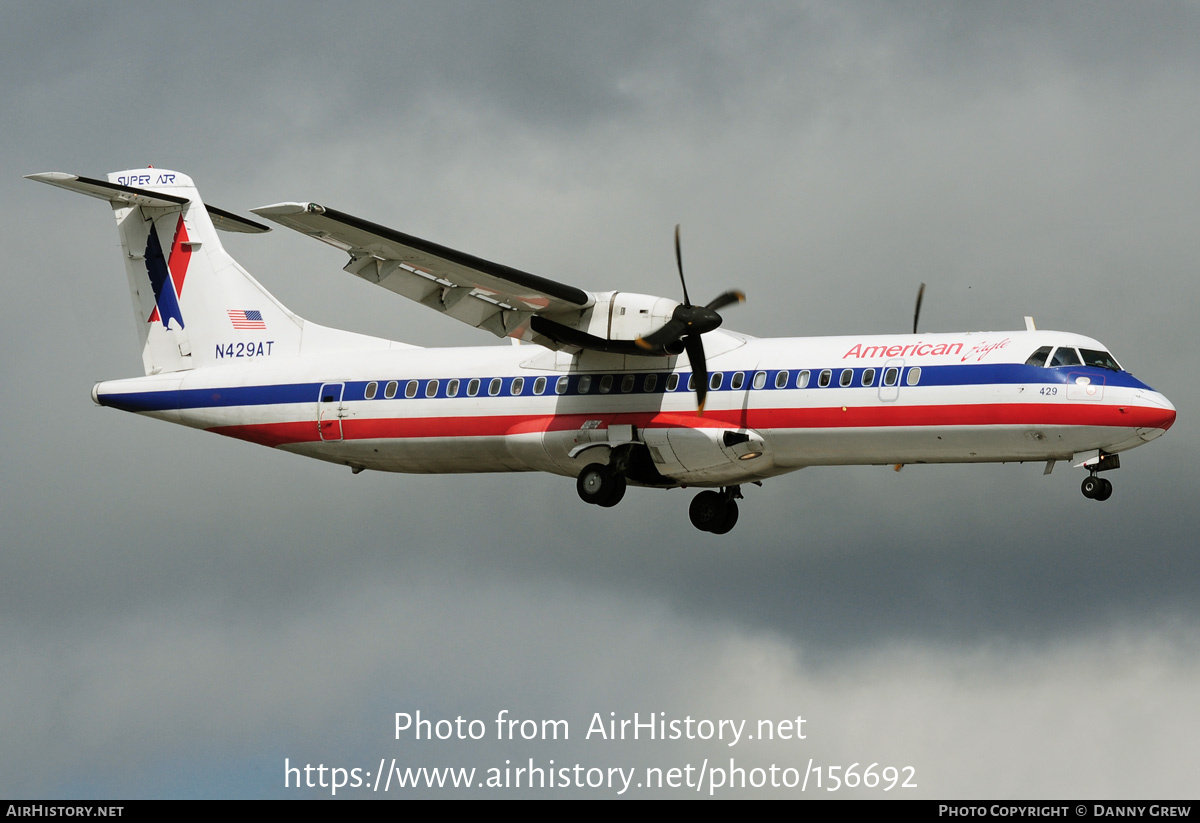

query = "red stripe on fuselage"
[{"left": 206, "top": 402, "right": 1175, "bottom": 448}]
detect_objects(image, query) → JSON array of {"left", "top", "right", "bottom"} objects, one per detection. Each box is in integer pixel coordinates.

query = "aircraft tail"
[{"left": 27, "top": 168, "right": 398, "bottom": 375}]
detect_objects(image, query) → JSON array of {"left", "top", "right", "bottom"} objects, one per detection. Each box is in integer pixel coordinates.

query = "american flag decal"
[{"left": 227, "top": 309, "right": 266, "bottom": 329}]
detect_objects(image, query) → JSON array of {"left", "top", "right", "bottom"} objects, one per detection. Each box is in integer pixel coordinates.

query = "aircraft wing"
[{"left": 251, "top": 202, "right": 594, "bottom": 345}]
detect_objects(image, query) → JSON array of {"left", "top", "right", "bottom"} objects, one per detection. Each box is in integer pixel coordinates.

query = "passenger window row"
[{"left": 358, "top": 366, "right": 923, "bottom": 400}]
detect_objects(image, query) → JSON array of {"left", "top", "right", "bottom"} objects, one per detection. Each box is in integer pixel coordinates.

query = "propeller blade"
[
  {"left": 705, "top": 290, "right": 745, "bottom": 313},
  {"left": 913, "top": 282, "right": 926, "bottom": 335},
  {"left": 632, "top": 225, "right": 745, "bottom": 391},
  {"left": 635, "top": 318, "right": 689, "bottom": 352},
  {"left": 674, "top": 224, "right": 691, "bottom": 306},
  {"left": 685, "top": 334, "right": 708, "bottom": 414}
]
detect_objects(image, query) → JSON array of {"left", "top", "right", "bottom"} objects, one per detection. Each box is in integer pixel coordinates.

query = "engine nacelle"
[
  {"left": 642, "top": 426, "right": 770, "bottom": 483},
  {"left": 579, "top": 291, "right": 680, "bottom": 345}
]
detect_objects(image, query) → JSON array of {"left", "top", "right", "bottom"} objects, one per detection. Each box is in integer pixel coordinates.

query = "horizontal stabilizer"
[
  {"left": 204, "top": 204, "right": 271, "bottom": 234},
  {"left": 26, "top": 172, "right": 188, "bottom": 208},
  {"left": 26, "top": 172, "right": 269, "bottom": 234}
]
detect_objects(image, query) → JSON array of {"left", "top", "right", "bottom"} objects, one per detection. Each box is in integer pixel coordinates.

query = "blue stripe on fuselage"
[
  {"left": 98, "top": 383, "right": 322, "bottom": 413},
  {"left": 95, "top": 364, "right": 1156, "bottom": 413}
]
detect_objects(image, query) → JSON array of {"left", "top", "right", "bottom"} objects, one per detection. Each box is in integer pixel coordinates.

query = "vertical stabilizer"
[
  {"left": 30, "top": 168, "right": 411, "bottom": 374},
  {"left": 28, "top": 169, "right": 308, "bottom": 375},
  {"left": 103, "top": 169, "right": 307, "bottom": 374}
]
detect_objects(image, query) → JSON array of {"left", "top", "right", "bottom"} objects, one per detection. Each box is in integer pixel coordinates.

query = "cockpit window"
[
  {"left": 1079, "top": 348, "right": 1122, "bottom": 371},
  {"left": 1048, "top": 347, "right": 1081, "bottom": 367},
  {"left": 1025, "top": 346, "right": 1052, "bottom": 367}
]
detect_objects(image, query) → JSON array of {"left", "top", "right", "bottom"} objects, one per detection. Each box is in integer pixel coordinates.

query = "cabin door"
[{"left": 318, "top": 382, "right": 346, "bottom": 441}]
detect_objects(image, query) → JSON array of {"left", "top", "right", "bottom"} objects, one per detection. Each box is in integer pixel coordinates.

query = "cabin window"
[
  {"left": 405, "top": 380, "right": 418, "bottom": 399},
  {"left": 818, "top": 369, "right": 832, "bottom": 388},
  {"left": 752, "top": 371, "right": 766, "bottom": 390},
  {"left": 365, "top": 381, "right": 378, "bottom": 400},
  {"left": 555, "top": 376, "right": 568, "bottom": 395},
  {"left": 862, "top": 368, "right": 875, "bottom": 387},
  {"left": 1080, "top": 348, "right": 1122, "bottom": 371},
  {"left": 447, "top": 379, "right": 460, "bottom": 398},
  {"left": 425, "top": 379, "right": 439, "bottom": 398},
  {"left": 511, "top": 377, "right": 524, "bottom": 395},
  {"left": 883, "top": 367, "right": 899, "bottom": 387},
  {"left": 578, "top": 375, "right": 592, "bottom": 393},
  {"left": 731, "top": 371, "right": 745, "bottom": 390},
  {"left": 644, "top": 374, "right": 658, "bottom": 393},
  {"left": 667, "top": 373, "right": 680, "bottom": 392},
  {"left": 709, "top": 372, "right": 723, "bottom": 390},
  {"left": 488, "top": 377, "right": 502, "bottom": 396},
  {"left": 688, "top": 374, "right": 697, "bottom": 392},
  {"left": 906, "top": 367, "right": 922, "bottom": 386},
  {"left": 533, "top": 376, "right": 547, "bottom": 395},
  {"left": 385, "top": 381, "right": 398, "bottom": 399},
  {"left": 797, "top": 370, "right": 811, "bottom": 388},
  {"left": 1025, "top": 346, "right": 1052, "bottom": 367},
  {"left": 775, "top": 370, "right": 789, "bottom": 389},
  {"left": 467, "top": 378, "right": 480, "bottom": 397},
  {"left": 839, "top": 369, "right": 853, "bottom": 387},
  {"left": 1049, "top": 347, "right": 1081, "bottom": 367},
  {"left": 621, "top": 374, "right": 635, "bottom": 393},
  {"left": 599, "top": 375, "right": 613, "bottom": 394}
]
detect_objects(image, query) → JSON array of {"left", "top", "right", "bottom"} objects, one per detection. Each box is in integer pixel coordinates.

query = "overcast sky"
[{"left": 3, "top": 1, "right": 1198, "bottom": 798}]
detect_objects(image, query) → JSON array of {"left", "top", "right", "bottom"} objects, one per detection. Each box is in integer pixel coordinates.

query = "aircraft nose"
[
  {"left": 1138, "top": 391, "right": 1176, "bottom": 436},
  {"left": 1156, "top": 395, "right": 1177, "bottom": 432}
]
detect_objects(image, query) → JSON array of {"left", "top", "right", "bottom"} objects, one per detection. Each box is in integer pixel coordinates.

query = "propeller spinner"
[{"left": 636, "top": 225, "right": 744, "bottom": 413}]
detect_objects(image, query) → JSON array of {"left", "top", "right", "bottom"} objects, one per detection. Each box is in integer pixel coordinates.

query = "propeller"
[
  {"left": 636, "top": 225, "right": 744, "bottom": 413},
  {"left": 913, "top": 282, "right": 926, "bottom": 335}
]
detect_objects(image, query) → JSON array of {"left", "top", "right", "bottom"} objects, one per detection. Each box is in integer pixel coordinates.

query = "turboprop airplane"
[{"left": 28, "top": 168, "right": 1176, "bottom": 534}]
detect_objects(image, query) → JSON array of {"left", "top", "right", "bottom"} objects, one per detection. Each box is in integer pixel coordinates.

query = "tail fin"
[{"left": 28, "top": 169, "right": 311, "bottom": 374}]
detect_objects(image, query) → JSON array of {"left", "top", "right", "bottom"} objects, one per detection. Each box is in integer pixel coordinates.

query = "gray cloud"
[{"left": 3, "top": 0, "right": 1198, "bottom": 798}]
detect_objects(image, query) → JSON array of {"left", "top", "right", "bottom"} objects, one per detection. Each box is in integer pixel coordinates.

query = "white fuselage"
[{"left": 93, "top": 329, "right": 1176, "bottom": 488}]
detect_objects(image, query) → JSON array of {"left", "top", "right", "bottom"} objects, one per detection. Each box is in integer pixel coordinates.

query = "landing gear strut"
[{"left": 689, "top": 486, "right": 742, "bottom": 534}]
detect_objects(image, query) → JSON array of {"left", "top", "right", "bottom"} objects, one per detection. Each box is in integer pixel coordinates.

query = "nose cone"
[
  {"left": 1155, "top": 396, "right": 1177, "bottom": 432},
  {"left": 1138, "top": 391, "right": 1176, "bottom": 440}
]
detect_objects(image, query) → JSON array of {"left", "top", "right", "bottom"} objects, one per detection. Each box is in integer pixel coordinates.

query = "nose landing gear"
[{"left": 1080, "top": 473, "right": 1113, "bottom": 501}]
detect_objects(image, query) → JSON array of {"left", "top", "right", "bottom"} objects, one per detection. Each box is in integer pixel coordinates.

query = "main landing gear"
[
  {"left": 688, "top": 486, "right": 741, "bottom": 534},
  {"left": 576, "top": 463, "right": 626, "bottom": 508},
  {"left": 575, "top": 461, "right": 744, "bottom": 534}
]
